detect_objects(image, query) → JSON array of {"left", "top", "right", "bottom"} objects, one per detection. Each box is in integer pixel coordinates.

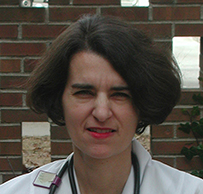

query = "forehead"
[{"left": 68, "top": 51, "right": 127, "bottom": 86}]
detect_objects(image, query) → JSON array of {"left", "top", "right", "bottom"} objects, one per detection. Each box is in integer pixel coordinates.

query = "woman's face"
[{"left": 62, "top": 51, "right": 139, "bottom": 159}]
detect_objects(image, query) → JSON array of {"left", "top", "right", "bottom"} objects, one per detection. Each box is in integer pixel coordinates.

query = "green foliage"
[
  {"left": 180, "top": 145, "right": 203, "bottom": 162},
  {"left": 178, "top": 93, "right": 203, "bottom": 179},
  {"left": 191, "top": 106, "right": 200, "bottom": 117},
  {"left": 181, "top": 106, "right": 200, "bottom": 118},
  {"left": 191, "top": 170, "right": 203, "bottom": 179},
  {"left": 193, "top": 94, "right": 203, "bottom": 105},
  {"left": 198, "top": 77, "right": 203, "bottom": 82},
  {"left": 178, "top": 119, "right": 203, "bottom": 137},
  {"left": 178, "top": 123, "right": 191, "bottom": 134}
]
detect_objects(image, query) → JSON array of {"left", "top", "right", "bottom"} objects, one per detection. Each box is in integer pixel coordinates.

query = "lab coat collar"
[
  {"left": 131, "top": 137, "right": 152, "bottom": 186},
  {"left": 70, "top": 138, "right": 148, "bottom": 194}
]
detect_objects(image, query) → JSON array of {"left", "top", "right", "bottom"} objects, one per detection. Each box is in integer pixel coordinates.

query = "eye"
[
  {"left": 73, "top": 90, "right": 94, "bottom": 97},
  {"left": 111, "top": 92, "right": 131, "bottom": 100}
]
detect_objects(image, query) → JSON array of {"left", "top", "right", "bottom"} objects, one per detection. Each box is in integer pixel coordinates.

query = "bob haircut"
[{"left": 27, "top": 14, "right": 181, "bottom": 134}]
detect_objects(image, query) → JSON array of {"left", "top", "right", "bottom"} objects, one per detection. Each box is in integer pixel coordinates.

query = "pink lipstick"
[{"left": 87, "top": 127, "right": 116, "bottom": 139}]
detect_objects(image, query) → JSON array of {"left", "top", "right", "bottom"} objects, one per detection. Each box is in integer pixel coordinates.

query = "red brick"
[
  {"left": 179, "top": 90, "right": 203, "bottom": 105},
  {"left": 0, "top": 93, "right": 22, "bottom": 106},
  {"left": 153, "top": 6, "right": 200, "bottom": 21},
  {"left": 3, "top": 174, "right": 21, "bottom": 183},
  {"left": 73, "top": 0, "right": 120, "bottom": 5},
  {"left": 151, "top": 141, "right": 196, "bottom": 155},
  {"left": 0, "top": 158, "right": 22, "bottom": 171},
  {"left": 0, "top": 8, "right": 45, "bottom": 22},
  {"left": 22, "top": 25, "right": 66, "bottom": 39},
  {"left": 0, "top": 142, "right": 21, "bottom": 155},
  {"left": 200, "top": 71, "right": 203, "bottom": 88},
  {"left": 175, "top": 24, "right": 203, "bottom": 36},
  {"left": 0, "top": 25, "right": 18, "bottom": 38},
  {"left": 165, "top": 108, "right": 199, "bottom": 122},
  {"left": 176, "top": 156, "right": 203, "bottom": 171},
  {"left": 51, "top": 142, "right": 73, "bottom": 155},
  {"left": 177, "top": 0, "right": 203, "bottom": 3},
  {"left": 151, "top": 125, "right": 174, "bottom": 138},
  {"left": 101, "top": 7, "right": 148, "bottom": 21},
  {"left": 0, "top": 126, "right": 21, "bottom": 139},
  {"left": 51, "top": 125, "right": 70, "bottom": 140},
  {"left": 24, "top": 59, "right": 39, "bottom": 72},
  {"left": 153, "top": 157, "right": 175, "bottom": 167},
  {"left": 0, "top": 0, "right": 19, "bottom": 5},
  {"left": 49, "top": 0, "right": 70, "bottom": 5},
  {"left": 0, "top": 59, "right": 21, "bottom": 73},
  {"left": 0, "top": 43, "right": 46, "bottom": 56},
  {"left": 134, "top": 24, "right": 172, "bottom": 39},
  {"left": 49, "top": 7, "right": 96, "bottom": 22},
  {"left": 1, "top": 110, "right": 48, "bottom": 123},
  {"left": 150, "top": 0, "right": 174, "bottom": 4},
  {"left": 0, "top": 76, "right": 28, "bottom": 89}
]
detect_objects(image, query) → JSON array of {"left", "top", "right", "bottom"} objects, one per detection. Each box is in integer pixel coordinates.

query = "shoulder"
[
  {"left": 0, "top": 159, "right": 67, "bottom": 194},
  {"left": 131, "top": 138, "right": 203, "bottom": 194},
  {"left": 145, "top": 159, "right": 203, "bottom": 193}
]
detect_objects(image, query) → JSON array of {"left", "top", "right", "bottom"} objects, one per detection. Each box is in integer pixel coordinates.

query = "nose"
[{"left": 92, "top": 94, "right": 113, "bottom": 122}]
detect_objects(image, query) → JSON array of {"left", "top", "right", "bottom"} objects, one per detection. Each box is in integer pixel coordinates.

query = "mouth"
[
  {"left": 87, "top": 128, "right": 116, "bottom": 134},
  {"left": 86, "top": 128, "right": 116, "bottom": 139}
]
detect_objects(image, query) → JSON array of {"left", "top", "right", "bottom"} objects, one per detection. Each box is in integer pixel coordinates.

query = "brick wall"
[{"left": 0, "top": 0, "right": 203, "bottom": 182}]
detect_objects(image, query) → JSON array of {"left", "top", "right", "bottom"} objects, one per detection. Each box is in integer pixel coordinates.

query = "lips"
[{"left": 86, "top": 127, "right": 116, "bottom": 139}]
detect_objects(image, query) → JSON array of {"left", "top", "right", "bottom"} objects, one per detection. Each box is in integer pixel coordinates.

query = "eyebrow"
[
  {"left": 71, "top": 83, "right": 129, "bottom": 91},
  {"left": 71, "top": 83, "right": 94, "bottom": 89}
]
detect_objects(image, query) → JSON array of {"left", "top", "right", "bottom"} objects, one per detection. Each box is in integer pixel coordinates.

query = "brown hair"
[{"left": 27, "top": 14, "right": 181, "bottom": 134}]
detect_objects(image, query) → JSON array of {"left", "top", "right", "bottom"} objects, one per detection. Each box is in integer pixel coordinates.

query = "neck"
[{"left": 73, "top": 147, "right": 132, "bottom": 194}]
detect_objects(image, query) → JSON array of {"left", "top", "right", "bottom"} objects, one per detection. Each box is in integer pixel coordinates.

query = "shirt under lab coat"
[{"left": 0, "top": 138, "right": 202, "bottom": 194}]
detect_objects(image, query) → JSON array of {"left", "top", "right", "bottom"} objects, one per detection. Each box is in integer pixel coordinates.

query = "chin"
[
  {"left": 76, "top": 145, "right": 115, "bottom": 160},
  {"left": 87, "top": 146, "right": 125, "bottom": 160},
  {"left": 89, "top": 152, "right": 113, "bottom": 160}
]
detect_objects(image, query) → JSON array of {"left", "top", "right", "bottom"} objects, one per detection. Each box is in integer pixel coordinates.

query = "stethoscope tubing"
[
  {"left": 67, "top": 156, "right": 78, "bottom": 194},
  {"left": 49, "top": 156, "right": 71, "bottom": 194},
  {"left": 49, "top": 152, "right": 140, "bottom": 194},
  {"left": 132, "top": 152, "right": 140, "bottom": 194}
]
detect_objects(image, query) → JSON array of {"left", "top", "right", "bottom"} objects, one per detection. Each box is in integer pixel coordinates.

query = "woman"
[{"left": 0, "top": 14, "right": 202, "bottom": 194}]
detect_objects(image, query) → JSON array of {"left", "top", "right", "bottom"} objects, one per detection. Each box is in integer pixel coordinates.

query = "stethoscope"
[{"left": 49, "top": 152, "right": 140, "bottom": 194}]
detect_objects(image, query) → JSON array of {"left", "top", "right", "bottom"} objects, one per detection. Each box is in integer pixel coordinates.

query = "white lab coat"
[{"left": 0, "top": 138, "right": 202, "bottom": 194}]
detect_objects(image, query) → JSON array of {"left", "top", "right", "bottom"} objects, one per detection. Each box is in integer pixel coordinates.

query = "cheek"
[
  {"left": 62, "top": 97, "right": 76, "bottom": 128},
  {"left": 63, "top": 107, "right": 80, "bottom": 140},
  {"left": 63, "top": 105, "right": 79, "bottom": 126},
  {"left": 121, "top": 106, "right": 139, "bottom": 129},
  {"left": 63, "top": 102, "right": 91, "bottom": 130}
]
